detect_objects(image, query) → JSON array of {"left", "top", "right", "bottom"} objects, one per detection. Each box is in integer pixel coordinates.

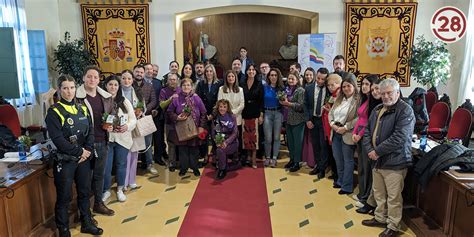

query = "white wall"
[{"left": 24, "top": 0, "right": 469, "bottom": 105}]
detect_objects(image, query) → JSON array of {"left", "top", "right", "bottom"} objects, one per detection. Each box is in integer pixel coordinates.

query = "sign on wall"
[
  {"left": 81, "top": 4, "right": 150, "bottom": 77},
  {"left": 298, "top": 33, "right": 337, "bottom": 74},
  {"left": 344, "top": 1, "right": 417, "bottom": 87}
]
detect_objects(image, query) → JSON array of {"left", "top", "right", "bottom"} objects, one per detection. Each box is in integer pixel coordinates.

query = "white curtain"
[
  {"left": 458, "top": 0, "right": 474, "bottom": 106},
  {"left": 0, "top": 0, "right": 36, "bottom": 109}
]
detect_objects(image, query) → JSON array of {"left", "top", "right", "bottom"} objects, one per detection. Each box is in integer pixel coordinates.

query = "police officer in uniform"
[{"left": 45, "top": 75, "right": 103, "bottom": 237}]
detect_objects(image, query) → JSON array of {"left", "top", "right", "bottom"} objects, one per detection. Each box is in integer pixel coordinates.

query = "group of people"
[{"left": 46, "top": 51, "right": 415, "bottom": 237}]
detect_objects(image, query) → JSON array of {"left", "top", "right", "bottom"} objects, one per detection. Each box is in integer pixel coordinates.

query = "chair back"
[
  {"left": 447, "top": 108, "right": 473, "bottom": 140},
  {"left": 425, "top": 91, "right": 438, "bottom": 114},
  {"left": 428, "top": 102, "right": 450, "bottom": 129},
  {"left": 0, "top": 104, "right": 21, "bottom": 138}
]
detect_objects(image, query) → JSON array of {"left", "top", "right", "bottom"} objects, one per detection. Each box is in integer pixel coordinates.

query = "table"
[{"left": 0, "top": 162, "right": 56, "bottom": 237}]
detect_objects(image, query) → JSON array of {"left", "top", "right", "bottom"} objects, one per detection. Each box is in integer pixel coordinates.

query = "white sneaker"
[
  {"left": 352, "top": 194, "right": 359, "bottom": 201},
  {"left": 355, "top": 201, "right": 365, "bottom": 208},
  {"left": 129, "top": 183, "right": 138, "bottom": 189},
  {"left": 147, "top": 165, "right": 158, "bottom": 175},
  {"left": 117, "top": 190, "right": 127, "bottom": 202},
  {"left": 102, "top": 190, "right": 111, "bottom": 203}
]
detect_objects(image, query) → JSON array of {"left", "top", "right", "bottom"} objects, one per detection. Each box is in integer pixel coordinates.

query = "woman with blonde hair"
[{"left": 196, "top": 64, "right": 223, "bottom": 165}]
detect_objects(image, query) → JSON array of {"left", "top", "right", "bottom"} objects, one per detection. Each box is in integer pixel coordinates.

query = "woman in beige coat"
[{"left": 329, "top": 77, "right": 360, "bottom": 195}]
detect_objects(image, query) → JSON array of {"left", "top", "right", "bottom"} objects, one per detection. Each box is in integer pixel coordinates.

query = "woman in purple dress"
[
  {"left": 212, "top": 99, "right": 240, "bottom": 180},
  {"left": 167, "top": 78, "right": 207, "bottom": 177}
]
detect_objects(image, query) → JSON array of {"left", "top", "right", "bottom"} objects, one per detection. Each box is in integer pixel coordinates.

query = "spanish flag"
[{"left": 187, "top": 31, "right": 193, "bottom": 64}]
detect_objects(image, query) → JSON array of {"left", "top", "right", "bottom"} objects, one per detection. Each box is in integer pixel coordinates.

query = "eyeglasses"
[
  {"left": 380, "top": 90, "right": 397, "bottom": 97},
  {"left": 260, "top": 66, "right": 269, "bottom": 69}
]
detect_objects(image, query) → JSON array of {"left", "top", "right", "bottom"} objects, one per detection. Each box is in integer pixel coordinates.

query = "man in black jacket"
[{"left": 361, "top": 78, "right": 415, "bottom": 237}]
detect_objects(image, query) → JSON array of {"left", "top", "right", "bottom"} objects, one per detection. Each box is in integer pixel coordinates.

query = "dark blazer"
[
  {"left": 195, "top": 79, "right": 223, "bottom": 115},
  {"left": 241, "top": 78, "right": 264, "bottom": 119},
  {"left": 304, "top": 83, "right": 329, "bottom": 121}
]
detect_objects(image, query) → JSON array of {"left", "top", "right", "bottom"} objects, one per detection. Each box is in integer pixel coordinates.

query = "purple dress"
[{"left": 212, "top": 113, "right": 240, "bottom": 170}]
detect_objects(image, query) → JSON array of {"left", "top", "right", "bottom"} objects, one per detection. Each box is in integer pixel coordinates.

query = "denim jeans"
[
  {"left": 331, "top": 133, "right": 355, "bottom": 193},
  {"left": 144, "top": 134, "right": 153, "bottom": 166},
  {"left": 263, "top": 110, "right": 282, "bottom": 159},
  {"left": 103, "top": 142, "right": 128, "bottom": 192},
  {"left": 92, "top": 141, "right": 107, "bottom": 204}
]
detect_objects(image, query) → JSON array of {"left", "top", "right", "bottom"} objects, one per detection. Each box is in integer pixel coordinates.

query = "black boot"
[
  {"left": 58, "top": 227, "right": 71, "bottom": 237},
  {"left": 81, "top": 218, "right": 103, "bottom": 235},
  {"left": 284, "top": 160, "right": 294, "bottom": 169},
  {"left": 193, "top": 169, "right": 201, "bottom": 177},
  {"left": 156, "top": 158, "right": 166, "bottom": 166},
  {"left": 289, "top": 163, "right": 300, "bottom": 172},
  {"left": 216, "top": 169, "right": 227, "bottom": 180}
]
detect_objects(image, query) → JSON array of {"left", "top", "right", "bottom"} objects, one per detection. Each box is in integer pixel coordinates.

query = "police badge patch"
[{"left": 67, "top": 118, "right": 74, "bottom": 125}]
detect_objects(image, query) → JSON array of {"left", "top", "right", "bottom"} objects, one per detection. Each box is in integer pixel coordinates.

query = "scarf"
[
  {"left": 286, "top": 85, "right": 296, "bottom": 101},
  {"left": 180, "top": 90, "right": 198, "bottom": 123}
]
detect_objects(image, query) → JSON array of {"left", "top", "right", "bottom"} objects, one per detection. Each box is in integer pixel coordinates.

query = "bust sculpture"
[
  {"left": 279, "top": 33, "right": 298, "bottom": 60},
  {"left": 195, "top": 33, "right": 217, "bottom": 60}
]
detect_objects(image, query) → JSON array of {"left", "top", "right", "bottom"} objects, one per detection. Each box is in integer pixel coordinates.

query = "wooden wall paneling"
[{"left": 183, "top": 13, "right": 311, "bottom": 74}]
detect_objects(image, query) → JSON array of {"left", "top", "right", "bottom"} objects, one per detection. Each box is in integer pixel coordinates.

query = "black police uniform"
[{"left": 45, "top": 98, "right": 102, "bottom": 236}]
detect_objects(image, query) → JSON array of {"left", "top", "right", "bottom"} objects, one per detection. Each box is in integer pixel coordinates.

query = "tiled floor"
[{"left": 68, "top": 154, "right": 416, "bottom": 237}]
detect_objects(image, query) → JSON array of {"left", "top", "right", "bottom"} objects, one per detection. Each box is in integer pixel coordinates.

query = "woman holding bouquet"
[
  {"left": 102, "top": 75, "right": 136, "bottom": 203},
  {"left": 280, "top": 72, "right": 305, "bottom": 172},
  {"left": 167, "top": 78, "right": 207, "bottom": 177},
  {"left": 263, "top": 68, "right": 285, "bottom": 167},
  {"left": 120, "top": 69, "right": 145, "bottom": 190},
  {"left": 212, "top": 99, "right": 240, "bottom": 180}
]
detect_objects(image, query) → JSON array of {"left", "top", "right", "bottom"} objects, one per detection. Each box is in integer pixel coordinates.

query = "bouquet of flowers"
[
  {"left": 215, "top": 133, "right": 226, "bottom": 146},
  {"left": 183, "top": 105, "right": 192, "bottom": 114},
  {"left": 276, "top": 91, "right": 287, "bottom": 101}
]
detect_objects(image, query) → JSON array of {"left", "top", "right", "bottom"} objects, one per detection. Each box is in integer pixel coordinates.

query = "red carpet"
[{"left": 178, "top": 166, "right": 273, "bottom": 237}]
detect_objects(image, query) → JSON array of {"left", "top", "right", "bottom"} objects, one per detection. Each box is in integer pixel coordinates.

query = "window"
[{"left": 0, "top": 0, "right": 36, "bottom": 108}]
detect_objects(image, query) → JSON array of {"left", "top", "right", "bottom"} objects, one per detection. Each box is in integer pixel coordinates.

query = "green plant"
[
  {"left": 102, "top": 112, "right": 110, "bottom": 122},
  {"left": 53, "top": 32, "right": 96, "bottom": 84},
  {"left": 183, "top": 105, "right": 191, "bottom": 114},
  {"left": 215, "top": 133, "right": 226, "bottom": 145},
  {"left": 409, "top": 35, "right": 451, "bottom": 87},
  {"left": 18, "top": 135, "right": 32, "bottom": 148},
  {"left": 276, "top": 91, "right": 287, "bottom": 101},
  {"left": 135, "top": 101, "right": 144, "bottom": 110}
]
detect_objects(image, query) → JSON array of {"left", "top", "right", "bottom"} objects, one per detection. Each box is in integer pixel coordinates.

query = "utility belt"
[{"left": 53, "top": 152, "right": 80, "bottom": 162}]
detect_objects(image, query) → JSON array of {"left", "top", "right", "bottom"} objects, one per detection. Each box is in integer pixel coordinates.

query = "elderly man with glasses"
[{"left": 361, "top": 78, "right": 415, "bottom": 237}]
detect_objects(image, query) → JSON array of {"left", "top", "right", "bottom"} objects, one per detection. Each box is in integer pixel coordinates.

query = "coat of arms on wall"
[
  {"left": 344, "top": 0, "right": 417, "bottom": 87},
  {"left": 81, "top": 4, "right": 150, "bottom": 77}
]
